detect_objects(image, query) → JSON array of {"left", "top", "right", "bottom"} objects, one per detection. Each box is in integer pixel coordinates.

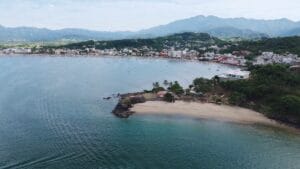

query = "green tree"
[
  {"left": 152, "top": 82, "right": 165, "bottom": 93},
  {"left": 229, "top": 92, "right": 247, "bottom": 106},
  {"left": 168, "top": 81, "right": 184, "bottom": 95},
  {"left": 163, "top": 80, "right": 169, "bottom": 87},
  {"left": 193, "top": 78, "right": 212, "bottom": 93},
  {"left": 164, "top": 93, "right": 175, "bottom": 102},
  {"left": 152, "top": 82, "right": 160, "bottom": 88},
  {"left": 273, "top": 95, "right": 300, "bottom": 116}
]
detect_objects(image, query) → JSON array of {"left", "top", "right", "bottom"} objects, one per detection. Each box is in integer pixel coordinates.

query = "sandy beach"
[{"left": 130, "top": 101, "right": 285, "bottom": 127}]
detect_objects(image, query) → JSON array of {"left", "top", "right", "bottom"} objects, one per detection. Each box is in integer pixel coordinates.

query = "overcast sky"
[{"left": 0, "top": 0, "right": 299, "bottom": 31}]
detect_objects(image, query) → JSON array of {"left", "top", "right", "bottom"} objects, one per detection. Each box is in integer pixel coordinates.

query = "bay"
[{"left": 0, "top": 55, "right": 299, "bottom": 169}]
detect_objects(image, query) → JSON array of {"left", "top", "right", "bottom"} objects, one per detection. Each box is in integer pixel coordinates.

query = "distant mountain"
[
  {"left": 1, "top": 15, "right": 300, "bottom": 42},
  {"left": 281, "top": 27, "right": 300, "bottom": 36},
  {"left": 138, "top": 15, "right": 300, "bottom": 38},
  {"left": 205, "top": 27, "right": 269, "bottom": 39},
  {"left": 0, "top": 26, "right": 133, "bottom": 42}
]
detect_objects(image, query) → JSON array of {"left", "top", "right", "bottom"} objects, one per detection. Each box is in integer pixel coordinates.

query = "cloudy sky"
[{"left": 0, "top": 0, "right": 299, "bottom": 31}]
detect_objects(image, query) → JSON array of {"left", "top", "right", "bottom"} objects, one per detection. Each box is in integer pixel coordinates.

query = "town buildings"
[
  {"left": 200, "top": 52, "right": 247, "bottom": 66},
  {"left": 1, "top": 48, "right": 32, "bottom": 54},
  {"left": 253, "top": 52, "right": 299, "bottom": 65},
  {"left": 0, "top": 46, "right": 299, "bottom": 68}
]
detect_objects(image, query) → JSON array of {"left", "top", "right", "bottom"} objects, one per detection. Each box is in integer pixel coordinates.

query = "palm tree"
[
  {"left": 152, "top": 82, "right": 160, "bottom": 88},
  {"left": 163, "top": 80, "right": 169, "bottom": 86}
]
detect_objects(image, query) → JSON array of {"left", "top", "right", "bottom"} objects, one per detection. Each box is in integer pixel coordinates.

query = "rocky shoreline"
[
  {"left": 111, "top": 92, "right": 300, "bottom": 133},
  {"left": 112, "top": 92, "right": 154, "bottom": 118},
  {"left": 111, "top": 91, "right": 216, "bottom": 118}
]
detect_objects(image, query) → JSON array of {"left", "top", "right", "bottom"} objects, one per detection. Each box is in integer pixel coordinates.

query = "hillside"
[
  {"left": 221, "top": 64, "right": 300, "bottom": 126},
  {"left": 61, "top": 32, "right": 224, "bottom": 51},
  {"left": 223, "top": 36, "right": 300, "bottom": 56},
  {"left": 206, "top": 27, "right": 268, "bottom": 39},
  {"left": 281, "top": 28, "right": 300, "bottom": 36},
  {"left": 52, "top": 33, "right": 300, "bottom": 57}
]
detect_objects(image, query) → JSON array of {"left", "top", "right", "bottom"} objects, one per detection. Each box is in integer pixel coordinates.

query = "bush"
[
  {"left": 229, "top": 92, "right": 247, "bottom": 106},
  {"left": 193, "top": 78, "right": 212, "bottom": 93},
  {"left": 168, "top": 81, "right": 184, "bottom": 95},
  {"left": 152, "top": 87, "right": 165, "bottom": 93},
  {"left": 273, "top": 95, "right": 300, "bottom": 116},
  {"left": 164, "top": 93, "right": 175, "bottom": 102}
]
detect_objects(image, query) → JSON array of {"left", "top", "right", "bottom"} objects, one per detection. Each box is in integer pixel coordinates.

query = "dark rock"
[
  {"left": 111, "top": 94, "right": 146, "bottom": 118},
  {"left": 112, "top": 102, "right": 131, "bottom": 118},
  {"left": 129, "top": 95, "right": 146, "bottom": 104}
]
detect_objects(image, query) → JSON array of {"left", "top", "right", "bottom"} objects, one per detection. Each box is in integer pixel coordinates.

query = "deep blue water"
[{"left": 0, "top": 56, "right": 299, "bottom": 169}]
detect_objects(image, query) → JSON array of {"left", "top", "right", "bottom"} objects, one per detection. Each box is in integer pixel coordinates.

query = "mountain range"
[{"left": 1, "top": 15, "right": 300, "bottom": 42}]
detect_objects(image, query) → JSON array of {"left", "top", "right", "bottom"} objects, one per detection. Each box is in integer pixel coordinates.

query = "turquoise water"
[{"left": 0, "top": 55, "right": 299, "bottom": 169}]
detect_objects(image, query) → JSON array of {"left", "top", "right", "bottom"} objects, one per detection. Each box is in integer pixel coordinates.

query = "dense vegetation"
[
  {"left": 163, "top": 93, "right": 176, "bottom": 103},
  {"left": 59, "top": 32, "right": 225, "bottom": 51},
  {"left": 220, "top": 65, "right": 300, "bottom": 125},
  {"left": 147, "top": 65, "right": 300, "bottom": 126},
  {"left": 223, "top": 36, "right": 300, "bottom": 56},
  {"left": 155, "top": 64, "right": 300, "bottom": 126},
  {"left": 151, "top": 81, "right": 184, "bottom": 95}
]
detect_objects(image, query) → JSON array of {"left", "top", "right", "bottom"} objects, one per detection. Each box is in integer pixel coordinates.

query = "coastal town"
[{"left": 1, "top": 45, "right": 299, "bottom": 67}]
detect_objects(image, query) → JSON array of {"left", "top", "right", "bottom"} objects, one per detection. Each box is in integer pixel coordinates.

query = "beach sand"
[{"left": 130, "top": 101, "right": 284, "bottom": 127}]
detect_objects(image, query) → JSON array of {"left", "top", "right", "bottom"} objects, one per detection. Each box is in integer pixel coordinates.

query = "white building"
[
  {"left": 168, "top": 50, "right": 182, "bottom": 58},
  {"left": 219, "top": 70, "right": 250, "bottom": 81},
  {"left": 202, "top": 52, "right": 215, "bottom": 60},
  {"left": 254, "top": 52, "right": 299, "bottom": 65}
]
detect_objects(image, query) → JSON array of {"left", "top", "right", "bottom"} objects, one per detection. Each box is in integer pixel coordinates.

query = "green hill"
[
  {"left": 61, "top": 32, "right": 224, "bottom": 51},
  {"left": 224, "top": 36, "right": 300, "bottom": 56},
  {"left": 40, "top": 32, "right": 300, "bottom": 58}
]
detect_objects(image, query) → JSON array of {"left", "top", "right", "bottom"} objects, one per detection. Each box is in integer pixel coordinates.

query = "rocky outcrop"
[{"left": 112, "top": 93, "right": 146, "bottom": 118}]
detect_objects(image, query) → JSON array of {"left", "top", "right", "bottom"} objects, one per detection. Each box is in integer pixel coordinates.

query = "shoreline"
[
  {"left": 131, "top": 101, "right": 299, "bottom": 132},
  {"left": 131, "top": 101, "right": 278, "bottom": 125},
  {"left": 0, "top": 53, "right": 244, "bottom": 68},
  {"left": 112, "top": 92, "right": 299, "bottom": 132}
]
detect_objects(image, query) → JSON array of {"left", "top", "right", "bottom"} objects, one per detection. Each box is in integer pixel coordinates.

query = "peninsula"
[{"left": 112, "top": 64, "right": 300, "bottom": 129}]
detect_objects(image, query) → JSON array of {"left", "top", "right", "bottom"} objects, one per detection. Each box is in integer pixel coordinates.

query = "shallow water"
[{"left": 0, "top": 55, "right": 299, "bottom": 169}]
